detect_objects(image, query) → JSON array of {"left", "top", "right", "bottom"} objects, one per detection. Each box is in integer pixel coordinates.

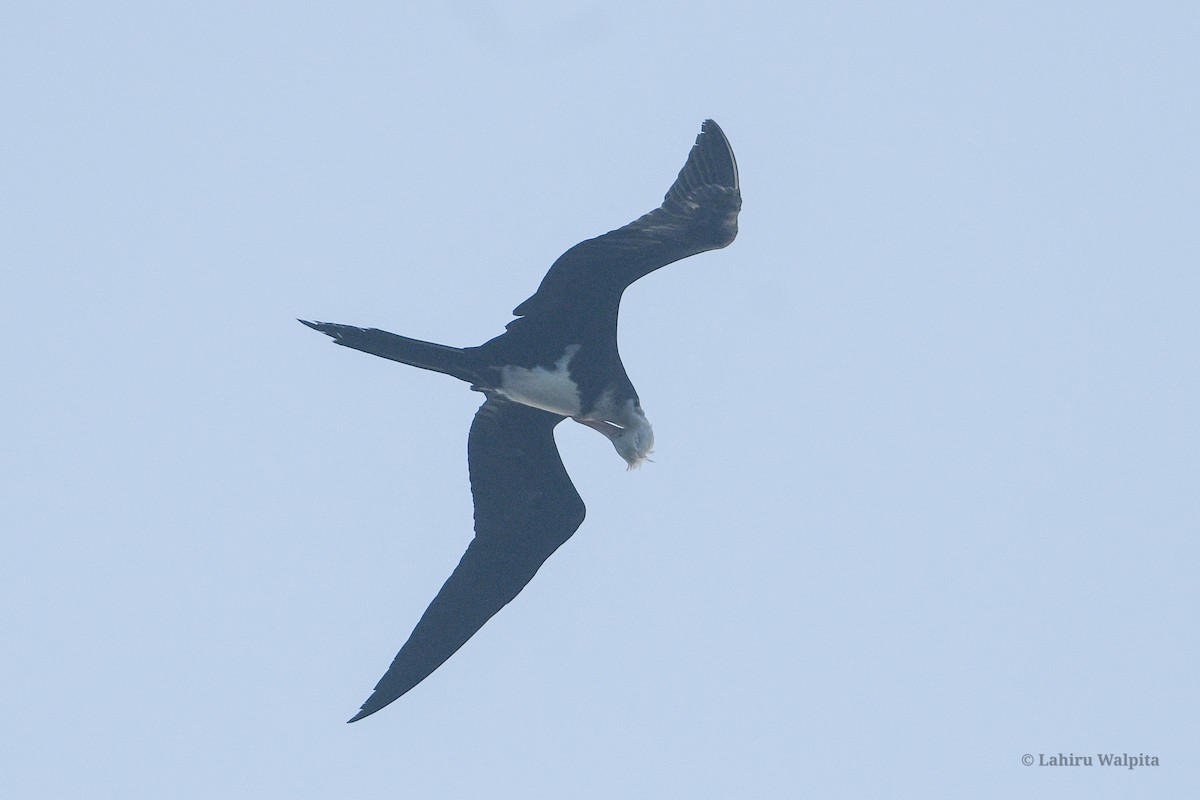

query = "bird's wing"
[
  {"left": 512, "top": 119, "right": 741, "bottom": 322},
  {"left": 348, "top": 397, "right": 585, "bottom": 721}
]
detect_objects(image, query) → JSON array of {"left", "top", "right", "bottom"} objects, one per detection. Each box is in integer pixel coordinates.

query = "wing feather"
[
  {"left": 512, "top": 119, "right": 741, "bottom": 321},
  {"left": 348, "top": 397, "right": 585, "bottom": 721}
]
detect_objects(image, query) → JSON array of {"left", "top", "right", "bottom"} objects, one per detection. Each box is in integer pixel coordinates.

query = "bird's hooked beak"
[
  {"left": 576, "top": 417, "right": 655, "bottom": 469},
  {"left": 577, "top": 418, "right": 624, "bottom": 437}
]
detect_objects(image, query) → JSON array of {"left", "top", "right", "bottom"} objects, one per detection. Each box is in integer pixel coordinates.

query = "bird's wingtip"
[
  {"left": 347, "top": 693, "right": 384, "bottom": 722},
  {"left": 697, "top": 118, "right": 738, "bottom": 193},
  {"left": 299, "top": 319, "right": 348, "bottom": 341},
  {"left": 346, "top": 687, "right": 396, "bottom": 722},
  {"left": 699, "top": 118, "right": 726, "bottom": 141}
]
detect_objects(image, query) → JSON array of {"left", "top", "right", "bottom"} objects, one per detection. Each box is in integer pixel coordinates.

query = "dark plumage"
[{"left": 302, "top": 119, "right": 740, "bottom": 721}]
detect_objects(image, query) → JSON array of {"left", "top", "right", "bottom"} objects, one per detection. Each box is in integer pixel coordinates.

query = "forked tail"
[{"left": 299, "top": 320, "right": 480, "bottom": 384}]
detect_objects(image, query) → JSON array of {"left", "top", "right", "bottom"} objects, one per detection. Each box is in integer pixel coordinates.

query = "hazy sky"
[{"left": 4, "top": 2, "right": 1198, "bottom": 797}]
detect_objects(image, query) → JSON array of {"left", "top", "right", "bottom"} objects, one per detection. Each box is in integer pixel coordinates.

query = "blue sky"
[{"left": 4, "top": 2, "right": 1197, "bottom": 797}]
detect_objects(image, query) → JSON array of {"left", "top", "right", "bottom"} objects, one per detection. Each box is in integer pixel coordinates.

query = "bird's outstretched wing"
[
  {"left": 512, "top": 118, "right": 741, "bottom": 323},
  {"left": 349, "top": 397, "right": 585, "bottom": 721}
]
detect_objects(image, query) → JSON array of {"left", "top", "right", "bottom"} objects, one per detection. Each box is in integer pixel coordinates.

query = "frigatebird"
[{"left": 302, "top": 119, "right": 741, "bottom": 721}]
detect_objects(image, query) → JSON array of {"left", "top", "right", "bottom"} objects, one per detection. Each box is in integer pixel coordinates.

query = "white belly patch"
[{"left": 496, "top": 344, "right": 583, "bottom": 416}]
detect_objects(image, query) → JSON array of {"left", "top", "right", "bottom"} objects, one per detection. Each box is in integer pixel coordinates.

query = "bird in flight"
[{"left": 302, "top": 119, "right": 741, "bottom": 721}]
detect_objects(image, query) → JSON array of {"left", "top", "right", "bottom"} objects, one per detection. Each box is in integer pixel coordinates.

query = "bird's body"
[{"left": 302, "top": 119, "right": 740, "bottom": 721}]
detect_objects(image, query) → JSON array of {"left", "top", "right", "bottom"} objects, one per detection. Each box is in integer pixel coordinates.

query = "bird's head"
[{"left": 577, "top": 402, "right": 655, "bottom": 469}]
